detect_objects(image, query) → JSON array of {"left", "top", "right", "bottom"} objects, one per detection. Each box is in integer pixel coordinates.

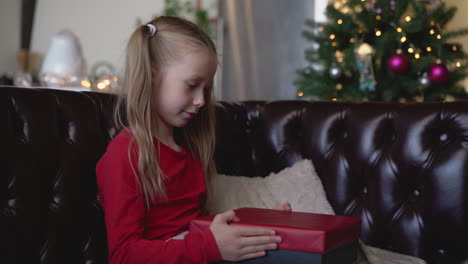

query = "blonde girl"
[{"left": 97, "top": 16, "right": 290, "bottom": 264}]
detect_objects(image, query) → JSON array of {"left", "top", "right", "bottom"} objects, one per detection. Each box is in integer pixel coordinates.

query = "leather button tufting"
[
  {"left": 437, "top": 249, "right": 445, "bottom": 255},
  {"left": 362, "top": 187, "right": 368, "bottom": 195},
  {"left": 413, "top": 189, "right": 420, "bottom": 197},
  {"left": 439, "top": 133, "right": 448, "bottom": 142}
]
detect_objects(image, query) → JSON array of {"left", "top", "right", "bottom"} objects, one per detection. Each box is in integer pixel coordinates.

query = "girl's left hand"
[{"left": 273, "top": 202, "right": 292, "bottom": 212}]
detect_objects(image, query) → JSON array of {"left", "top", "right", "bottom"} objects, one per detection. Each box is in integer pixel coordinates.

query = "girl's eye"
[{"left": 187, "top": 83, "right": 198, "bottom": 89}]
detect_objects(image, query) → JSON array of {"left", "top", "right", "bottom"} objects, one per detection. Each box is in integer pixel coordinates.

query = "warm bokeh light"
[
  {"left": 400, "top": 36, "right": 407, "bottom": 43},
  {"left": 81, "top": 80, "right": 91, "bottom": 88},
  {"left": 97, "top": 82, "right": 107, "bottom": 90}
]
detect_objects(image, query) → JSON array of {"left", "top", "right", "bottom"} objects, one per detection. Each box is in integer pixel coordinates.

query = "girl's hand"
[
  {"left": 273, "top": 202, "right": 292, "bottom": 212},
  {"left": 209, "top": 210, "right": 282, "bottom": 261}
]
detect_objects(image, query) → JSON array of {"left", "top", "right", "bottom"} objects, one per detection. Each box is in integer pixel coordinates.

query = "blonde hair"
[{"left": 115, "top": 16, "right": 217, "bottom": 206}]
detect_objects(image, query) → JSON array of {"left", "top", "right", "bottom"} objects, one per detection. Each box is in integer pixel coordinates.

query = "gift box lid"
[{"left": 190, "top": 208, "right": 362, "bottom": 254}]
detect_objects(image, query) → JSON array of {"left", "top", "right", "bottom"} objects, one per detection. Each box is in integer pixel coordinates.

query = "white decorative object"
[
  {"left": 14, "top": 72, "right": 33, "bottom": 87},
  {"left": 39, "top": 29, "right": 88, "bottom": 88}
]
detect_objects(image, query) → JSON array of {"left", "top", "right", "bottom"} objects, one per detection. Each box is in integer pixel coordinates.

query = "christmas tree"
[{"left": 295, "top": 0, "right": 468, "bottom": 102}]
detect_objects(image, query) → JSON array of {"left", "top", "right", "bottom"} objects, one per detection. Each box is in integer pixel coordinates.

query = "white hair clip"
[{"left": 146, "top": 24, "right": 157, "bottom": 38}]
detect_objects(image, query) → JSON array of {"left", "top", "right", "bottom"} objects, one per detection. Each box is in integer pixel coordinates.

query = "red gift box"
[{"left": 190, "top": 208, "right": 361, "bottom": 254}]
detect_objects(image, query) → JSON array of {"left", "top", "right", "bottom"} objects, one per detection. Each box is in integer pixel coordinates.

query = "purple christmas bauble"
[
  {"left": 429, "top": 63, "right": 449, "bottom": 83},
  {"left": 388, "top": 53, "right": 409, "bottom": 73}
]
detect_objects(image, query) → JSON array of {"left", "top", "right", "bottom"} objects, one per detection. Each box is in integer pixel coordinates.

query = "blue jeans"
[
  {"left": 215, "top": 241, "right": 358, "bottom": 264},
  {"left": 217, "top": 250, "right": 323, "bottom": 264}
]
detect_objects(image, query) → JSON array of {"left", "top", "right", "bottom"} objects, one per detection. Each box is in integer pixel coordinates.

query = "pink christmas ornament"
[
  {"left": 387, "top": 51, "right": 409, "bottom": 73},
  {"left": 429, "top": 63, "right": 449, "bottom": 83}
]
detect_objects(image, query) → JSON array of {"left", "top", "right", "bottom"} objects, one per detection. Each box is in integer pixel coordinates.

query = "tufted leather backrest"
[
  {"left": 0, "top": 87, "right": 116, "bottom": 263},
  {"left": 215, "top": 100, "right": 468, "bottom": 264},
  {"left": 1, "top": 87, "right": 467, "bottom": 264}
]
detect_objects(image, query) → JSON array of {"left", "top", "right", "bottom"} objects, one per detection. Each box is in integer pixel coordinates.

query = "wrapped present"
[{"left": 190, "top": 208, "right": 361, "bottom": 254}]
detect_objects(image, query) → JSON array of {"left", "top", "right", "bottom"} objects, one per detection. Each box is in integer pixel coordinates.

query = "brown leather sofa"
[{"left": 1, "top": 86, "right": 467, "bottom": 263}]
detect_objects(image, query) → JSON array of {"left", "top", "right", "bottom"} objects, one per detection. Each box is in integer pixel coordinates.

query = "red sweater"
[{"left": 96, "top": 130, "right": 222, "bottom": 263}]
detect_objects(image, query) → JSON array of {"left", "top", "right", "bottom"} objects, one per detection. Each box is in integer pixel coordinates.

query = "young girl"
[{"left": 96, "top": 16, "right": 291, "bottom": 264}]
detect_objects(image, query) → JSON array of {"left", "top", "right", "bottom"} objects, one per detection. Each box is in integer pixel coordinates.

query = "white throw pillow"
[{"left": 207, "top": 159, "right": 335, "bottom": 215}]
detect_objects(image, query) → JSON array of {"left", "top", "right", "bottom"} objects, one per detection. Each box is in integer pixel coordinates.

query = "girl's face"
[{"left": 152, "top": 46, "right": 217, "bottom": 130}]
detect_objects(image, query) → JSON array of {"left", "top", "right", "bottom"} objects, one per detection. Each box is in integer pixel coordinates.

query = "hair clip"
[{"left": 146, "top": 24, "right": 157, "bottom": 38}]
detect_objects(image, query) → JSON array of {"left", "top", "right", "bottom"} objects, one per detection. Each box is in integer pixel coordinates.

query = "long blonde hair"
[{"left": 115, "top": 16, "right": 217, "bottom": 206}]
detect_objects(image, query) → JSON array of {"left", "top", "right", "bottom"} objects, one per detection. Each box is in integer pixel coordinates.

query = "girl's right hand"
[{"left": 209, "top": 210, "right": 282, "bottom": 262}]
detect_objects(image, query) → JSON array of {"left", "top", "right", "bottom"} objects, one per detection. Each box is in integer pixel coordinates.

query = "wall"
[
  {"left": 444, "top": 0, "right": 468, "bottom": 92},
  {"left": 31, "top": 0, "right": 166, "bottom": 76},
  {"left": 0, "top": 0, "right": 21, "bottom": 75},
  {"left": 445, "top": 0, "right": 468, "bottom": 46}
]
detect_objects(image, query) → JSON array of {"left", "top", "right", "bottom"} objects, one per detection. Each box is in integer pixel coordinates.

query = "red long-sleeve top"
[{"left": 96, "top": 130, "right": 222, "bottom": 263}]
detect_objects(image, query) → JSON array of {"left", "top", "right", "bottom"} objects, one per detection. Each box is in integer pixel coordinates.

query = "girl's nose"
[{"left": 193, "top": 89, "right": 205, "bottom": 107}]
